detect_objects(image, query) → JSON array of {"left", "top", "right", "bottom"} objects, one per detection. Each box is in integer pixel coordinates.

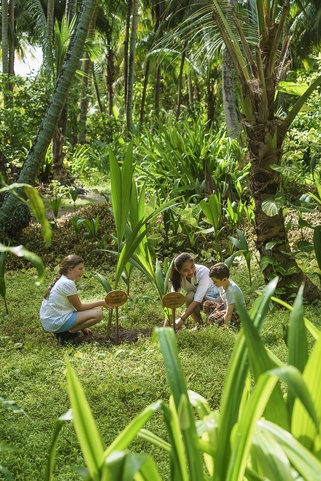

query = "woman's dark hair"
[
  {"left": 170, "top": 252, "right": 194, "bottom": 291},
  {"left": 44, "top": 254, "right": 84, "bottom": 299}
]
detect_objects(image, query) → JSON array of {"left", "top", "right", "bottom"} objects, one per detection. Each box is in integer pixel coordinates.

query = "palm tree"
[
  {"left": 0, "top": 0, "right": 98, "bottom": 235},
  {"left": 209, "top": 0, "right": 321, "bottom": 299}
]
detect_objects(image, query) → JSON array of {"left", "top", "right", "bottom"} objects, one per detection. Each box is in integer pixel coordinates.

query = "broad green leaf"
[
  {"left": 214, "top": 278, "right": 278, "bottom": 481},
  {"left": 287, "top": 286, "right": 308, "bottom": 415},
  {"left": 45, "top": 410, "right": 73, "bottom": 481},
  {"left": 66, "top": 363, "right": 105, "bottom": 479},
  {"left": 101, "top": 450, "right": 162, "bottom": 481},
  {"left": 259, "top": 420, "right": 321, "bottom": 480},
  {"left": 109, "top": 143, "right": 134, "bottom": 247},
  {"left": 0, "top": 244, "right": 45, "bottom": 282},
  {"left": 277, "top": 81, "right": 309, "bottom": 96},
  {"left": 93, "top": 272, "right": 113, "bottom": 293},
  {"left": 237, "top": 301, "right": 289, "bottom": 429},
  {"left": 227, "top": 372, "right": 280, "bottom": 481},
  {"left": 24, "top": 186, "right": 52, "bottom": 247},
  {"left": 271, "top": 295, "right": 320, "bottom": 341},
  {"left": 292, "top": 335, "right": 321, "bottom": 452},
  {"left": 251, "top": 428, "right": 296, "bottom": 481},
  {"left": 155, "top": 328, "right": 204, "bottom": 481},
  {"left": 313, "top": 226, "right": 321, "bottom": 271},
  {"left": 262, "top": 192, "right": 285, "bottom": 216}
]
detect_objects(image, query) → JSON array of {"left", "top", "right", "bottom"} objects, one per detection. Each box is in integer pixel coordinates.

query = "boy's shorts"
[{"left": 203, "top": 300, "right": 240, "bottom": 326}]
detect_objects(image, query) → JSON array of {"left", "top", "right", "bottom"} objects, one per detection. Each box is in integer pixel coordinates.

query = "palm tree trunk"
[
  {"left": 140, "top": 58, "right": 150, "bottom": 125},
  {"left": 78, "top": 5, "right": 97, "bottom": 143},
  {"left": 126, "top": 0, "right": 139, "bottom": 133},
  {"left": 176, "top": 41, "right": 187, "bottom": 120},
  {"left": 0, "top": 0, "right": 98, "bottom": 235}
]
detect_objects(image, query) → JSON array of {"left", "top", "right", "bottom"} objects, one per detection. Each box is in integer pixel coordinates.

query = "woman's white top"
[
  {"left": 40, "top": 275, "right": 77, "bottom": 332},
  {"left": 174, "top": 264, "right": 219, "bottom": 303}
]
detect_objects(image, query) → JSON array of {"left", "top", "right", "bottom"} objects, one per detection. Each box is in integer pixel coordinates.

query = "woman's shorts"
[{"left": 55, "top": 311, "right": 77, "bottom": 333}]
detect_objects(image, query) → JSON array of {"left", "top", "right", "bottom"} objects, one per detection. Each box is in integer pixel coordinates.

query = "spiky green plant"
[{"left": 46, "top": 279, "right": 321, "bottom": 480}]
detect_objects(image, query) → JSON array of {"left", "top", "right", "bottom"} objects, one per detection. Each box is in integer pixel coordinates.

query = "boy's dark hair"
[{"left": 209, "top": 262, "right": 229, "bottom": 280}]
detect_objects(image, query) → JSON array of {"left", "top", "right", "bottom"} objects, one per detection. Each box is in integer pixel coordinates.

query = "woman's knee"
[
  {"left": 94, "top": 308, "right": 103, "bottom": 322},
  {"left": 185, "top": 290, "right": 195, "bottom": 306}
]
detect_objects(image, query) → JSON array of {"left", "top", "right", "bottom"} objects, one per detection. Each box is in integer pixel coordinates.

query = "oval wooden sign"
[
  {"left": 105, "top": 290, "right": 128, "bottom": 307},
  {"left": 162, "top": 292, "right": 185, "bottom": 308}
]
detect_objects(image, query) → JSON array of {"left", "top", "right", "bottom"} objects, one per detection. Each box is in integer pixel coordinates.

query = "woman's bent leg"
[{"left": 185, "top": 291, "right": 202, "bottom": 325}]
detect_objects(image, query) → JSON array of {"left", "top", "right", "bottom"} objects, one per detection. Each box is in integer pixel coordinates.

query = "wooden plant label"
[
  {"left": 162, "top": 292, "right": 185, "bottom": 309},
  {"left": 105, "top": 290, "right": 128, "bottom": 307}
]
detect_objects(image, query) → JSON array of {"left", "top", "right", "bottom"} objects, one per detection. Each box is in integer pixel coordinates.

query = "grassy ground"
[
  {"left": 2, "top": 259, "right": 320, "bottom": 481},
  {"left": 1, "top": 194, "right": 321, "bottom": 480}
]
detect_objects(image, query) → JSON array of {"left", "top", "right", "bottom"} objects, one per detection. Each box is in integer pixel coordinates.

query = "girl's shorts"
[{"left": 55, "top": 311, "right": 77, "bottom": 333}]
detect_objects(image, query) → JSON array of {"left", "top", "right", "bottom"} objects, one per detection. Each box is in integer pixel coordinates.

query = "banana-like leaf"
[
  {"left": 214, "top": 278, "right": 279, "bottom": 481},
  {"left": 237, "top": 300, "right": 289, "bottom": 429},
  {"left": 292, "top": 334, "right": 321, "bottom": 452},
  {"left": 251, "top": 427, "right": 296, "bottom": 481},
  {"left": 109, "top": 143, "right": 134, "bottom": 248},
  {"left": 313, "top": 226, "right": 321, "bottom": 272},
  {"left": 93, "top": 272, "right": 113, "bottom": 293},
  {"left": 0, "top": 183, "right": 52, "bottom": 247},
  {"left": 258, "top": 420, "right": 321, "bottom": 481},
  {"left": 101, "top": 450, "right": 162, "bottom": 481},
  {"left": 0, "top": 244, "right": 45, "bottom": 282},
  {"left": 24, "top": 185, "right": 52, "bottom": 247},
  {"left": 227, "top": 371, "right": 280, "bottom": 481},
  {"left": 270, "top": 295, "right": 320, "bottom": 341},
  {"left": 287, "top": 285, "right": 308, "bottom": 415},
  {"left": 45, "top": 410, "right": 73, "bottom": 481},
  {"left": 66, "top": 363, "right": 105, "bottom": 479},
  {"left": 155, "top": 328, "right": 204, "bottom": 480}
]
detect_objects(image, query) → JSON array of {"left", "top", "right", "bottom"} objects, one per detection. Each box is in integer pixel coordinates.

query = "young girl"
[
  {"left": 40, "top": 254, "right": 112, "bottom": 344},
  {"left": 167, "top": 252, "right": 219, "bottom": 331}
]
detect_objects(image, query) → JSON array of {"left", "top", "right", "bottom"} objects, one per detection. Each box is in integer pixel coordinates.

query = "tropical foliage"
[{"left": 44, "top": 280, "right": 321, "bottom": 480}]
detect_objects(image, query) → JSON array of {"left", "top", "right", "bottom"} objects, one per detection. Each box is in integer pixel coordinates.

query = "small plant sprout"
[{"left": 69, "top": 186, "right": 79, "bottom": 210}]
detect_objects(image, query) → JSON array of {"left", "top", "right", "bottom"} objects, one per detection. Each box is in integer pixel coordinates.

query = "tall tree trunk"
[
  {"left": 140, "top": 58, "right": 150, "bottom": 125},
  {"left": 222, "top": 48, "right": 240, "bottom": 139},
  {"left": 106, "top": 34, "right": 114, "bottom": 116},
  {"left": 1, "top": 0, "right": 13, "bottom": 107},
  {"left": 126, "top": 0, "right": 138, "bottom": 133},
  {"left": 47, "top": 0, "right": 55, "bottom": 45},
  {"left": 78, "top": 6, "right": 97, "bottom": 143},
  {"left": 155, "top": 62, "right": 161, "bottom": 113},
  {"left": 124, "top": 0, "right": 132, "bottom": 110},
  {"left": 8, "top": 0, "right": 15, "bottom": 77},
  {"left": 0, "top": 0, "right": 98, "bottom": 236},
  {"left": 176, "top": 42, "right": 187, "bottom": 120},
  {"left": 2, "top": 0, "right": 9, "bottom": 76}
]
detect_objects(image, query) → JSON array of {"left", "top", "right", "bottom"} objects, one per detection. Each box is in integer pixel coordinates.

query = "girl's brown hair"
[
  {"left": 44, "top": 254, "right": 84, "bottom": 299},
  {"left": 170, "top": 252, "right": 194, "bottom": 291}
]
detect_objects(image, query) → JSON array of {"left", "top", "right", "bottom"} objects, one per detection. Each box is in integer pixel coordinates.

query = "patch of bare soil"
[{"left": 69, "top": 327, "right": 153, "bottom": 347}]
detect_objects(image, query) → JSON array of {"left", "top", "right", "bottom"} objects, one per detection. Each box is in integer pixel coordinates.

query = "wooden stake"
[
  {"left": 162, "top": 292, "right": 185, "bottom": 333},
  {"left": 105, "top": 290, "right": 128, "bottom": 344}
]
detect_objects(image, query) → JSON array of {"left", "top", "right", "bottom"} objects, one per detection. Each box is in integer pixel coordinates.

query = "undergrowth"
[{"left": 2, "top": 260, "right": 320, "bottom": 480}]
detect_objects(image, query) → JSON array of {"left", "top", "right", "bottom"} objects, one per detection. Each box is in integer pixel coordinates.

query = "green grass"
[{"left": 1, "top": 262, "right": 320, "bottom": 480}]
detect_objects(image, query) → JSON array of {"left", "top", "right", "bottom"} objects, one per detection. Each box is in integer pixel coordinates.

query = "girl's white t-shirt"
[{"left": 40, "top": 275, "right": 77, "bottom": 332}]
